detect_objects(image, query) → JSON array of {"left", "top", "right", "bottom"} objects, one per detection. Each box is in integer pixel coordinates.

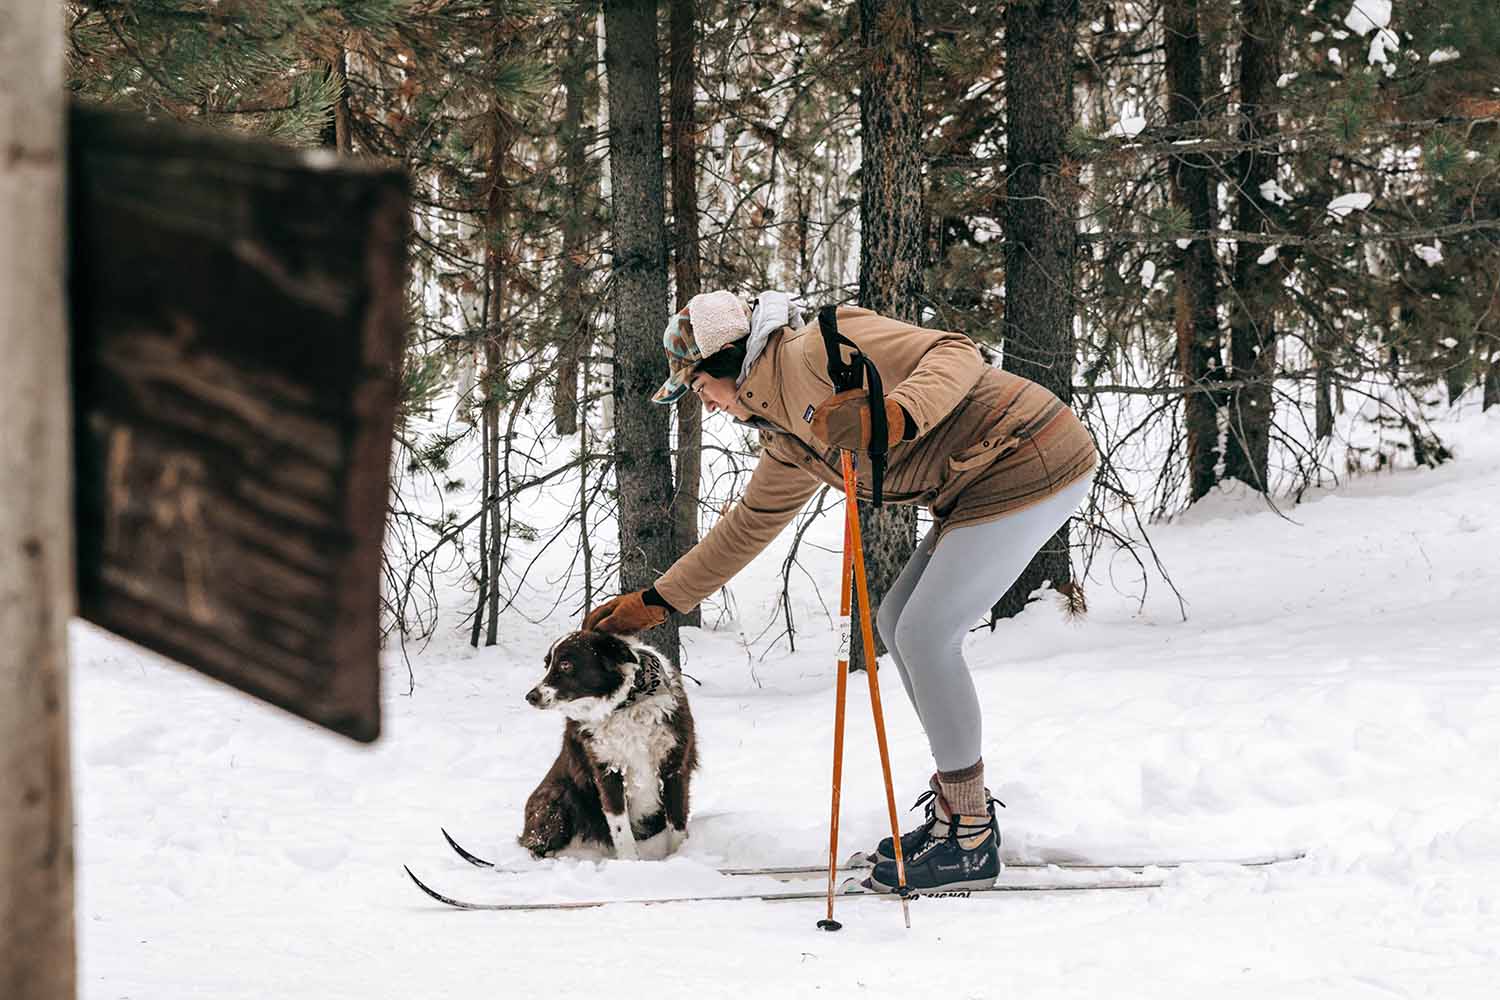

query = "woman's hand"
[
  {"left": 582, "top": 591, "right": 668, "bottom": 634},
  {"left": 810, "top": 390, "right": 910, "bottom": 452}
]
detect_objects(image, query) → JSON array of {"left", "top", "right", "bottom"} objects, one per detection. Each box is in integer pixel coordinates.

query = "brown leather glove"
[
  {"left": 810, "top": 390, "right": 909, "bottom": 452},
  {"left": 582, "top": 590, "right": 668, "bottom": 634}
]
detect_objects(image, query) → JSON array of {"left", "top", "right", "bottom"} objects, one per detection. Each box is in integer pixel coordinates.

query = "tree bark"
[
  {"left": 669, "top": 0, "right": 702, "bottom": 627},
  {"left": 853, "top": 0, "right": 925, "bottom": 670},
  {"left": 1, "top": 0, "right": 76, "bottom": 994},
  {"left": 993, "top": 0, "right": 1082, "bottom": 621},
  {"left": 1164, "top": 0, "right": 1224, "bottom": 503},
  {"left": 554, "top": 10, "right": 591, "bottom": 437},
  {"left": 1222, "top": 0, "right": 1286, "bottom": 490},
  {"left": 604, "top": 0, "right": 679, "bottom": 660},
  {"left": 482, "top": 7, "right": 517, "bottom": 646}
]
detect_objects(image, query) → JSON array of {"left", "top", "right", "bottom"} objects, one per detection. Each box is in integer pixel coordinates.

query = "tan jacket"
[{"left": 654, "top": 307, "right": 1097, "bottom": 613}]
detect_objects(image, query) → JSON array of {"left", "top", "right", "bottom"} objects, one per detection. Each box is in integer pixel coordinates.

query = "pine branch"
[{"left": 1080, "top": 218, "right": 1500, "bottom": 247}]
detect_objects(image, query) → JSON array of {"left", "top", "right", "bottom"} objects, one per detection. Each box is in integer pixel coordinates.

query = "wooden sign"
[{"left": 67, "top": 105, "right": 408, "bottom": 742}]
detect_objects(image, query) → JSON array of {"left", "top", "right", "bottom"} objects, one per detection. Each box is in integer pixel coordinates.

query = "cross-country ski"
[
  {"left": 436, "top": 827, "right": 1307, "bottom": 880},
  {"left": 402, "top": 865, "right": 1166, "bottom": 912}
]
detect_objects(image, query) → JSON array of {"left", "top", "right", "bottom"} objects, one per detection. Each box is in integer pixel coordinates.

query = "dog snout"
[
  {"left": 526, "top": 684, "right": 554, "bottom": 708},
  {"left": 525, "top": 686, "right": 542, "bottom": 707}
]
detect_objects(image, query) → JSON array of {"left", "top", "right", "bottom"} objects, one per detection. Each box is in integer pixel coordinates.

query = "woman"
[{"left": 583, "top": 289, "right": 1096, "bottom": 891}]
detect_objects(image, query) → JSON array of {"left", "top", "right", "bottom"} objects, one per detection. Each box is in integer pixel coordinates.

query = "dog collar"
[{"left": 620, "top": 650, "right": 666, "bottom": 707}]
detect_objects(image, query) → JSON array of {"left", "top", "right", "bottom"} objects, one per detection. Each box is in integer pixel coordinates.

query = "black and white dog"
[{"left": 520, "top": 630, "right": 697, "bottom": 860}]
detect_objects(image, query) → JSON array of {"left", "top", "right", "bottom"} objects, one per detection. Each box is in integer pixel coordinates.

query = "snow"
[
  {"left": 70, "top": 404, "right": 1500, "bottom": 998},
  {"left": 1277, "top": 72, "right": 1300, "bottom": 87},
  {"left": 1342, "top": 0, "right": 1398, "bottom": 67},
  {"left": 1368, "top": 29, "right": 1400, "bottom": 68},
  {"left": 1260, "top": 179, "right": 1293, "bottom": 206},
  {"left": 1327, "top": 191, "right": 1374, "bottom": 217},
  {"left": 1430, "top": 47, "right": 1461, "bottom": 65},
  {"left": 1344, "top": 0, "right": 1392, "bottom": 36},
  {"left": 1415, "top": 241, "right": 1444, "bottom": 266},
  {"left": 1107, "top": 114, "right": 1147, "bottom": 139},
  {"left": 1257, "top": 245, "right": 1280, "bottom": 265},
  {"left": 1139, "top": 259, "right": 1157, "bottom": 289}
]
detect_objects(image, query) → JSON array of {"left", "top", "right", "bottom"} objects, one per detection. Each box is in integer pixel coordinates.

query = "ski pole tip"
[{"left": 816, "top": 918, "right": 843, "bottom": 932}]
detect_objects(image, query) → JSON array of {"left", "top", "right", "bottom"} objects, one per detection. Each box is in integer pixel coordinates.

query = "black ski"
[
  {"left": 441, "top": 828, "right": 495, "bottom": 869},
  {"left": 403, "top": 865, "right": 1165, "bottom": 913}
]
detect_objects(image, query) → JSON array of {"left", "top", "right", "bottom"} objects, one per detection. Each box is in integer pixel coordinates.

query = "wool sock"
[{"left": 937, "top": 759, "right": 987, "bottom": 818}]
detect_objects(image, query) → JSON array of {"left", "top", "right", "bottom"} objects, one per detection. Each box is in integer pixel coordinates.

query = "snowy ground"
[{"left": 73, "top": 406, "right": 1500, "bottom": 999}]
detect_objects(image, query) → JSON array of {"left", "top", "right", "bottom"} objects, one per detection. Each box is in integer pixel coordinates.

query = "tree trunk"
[
  {"left": 1484, "top": 356, "right": 1499, "bottom": 411},
  {"left": 1222, "top": 0, "right": 1285, "bottom": 491},
  {"left": 554, "top": 11, "right": 590, "bottom": 437},
  {"left": 993, "top": 0, "right": 1082, "bottom": 621},
  {"left": 1164, "top": 0, "right": 1224, "bottom": 503},
  {"left": 852, "top": 0, "right": 925, "bottom": 670},
  {"left": 485, "top": 335, "right": 503, "bottom": 646},
  {"left": 669, "top": 0, "right": 702, "bottom": 627},
  {"left": 1, "top": 1, "right": 76, "bottom": 994},
  {"left": 482, "top": 8, "right": 515, "bottom": 647},
  {"left": 604, "top": 0, "right": 679, "bottom": 660},
  {"left": 1316, "top": 358, "right": 1336, "bottom": 437},
  {"left": 471, "top": 305, "right": 491, "bottom": 649}
]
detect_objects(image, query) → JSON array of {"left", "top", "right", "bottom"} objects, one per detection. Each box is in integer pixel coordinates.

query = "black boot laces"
[{"left": 945, "top": 795, "right": 1007, "bottom": 845}]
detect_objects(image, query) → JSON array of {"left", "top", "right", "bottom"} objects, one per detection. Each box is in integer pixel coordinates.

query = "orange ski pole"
[
  {"left": 842, "top": 451, "right": 911, "bottom": 928},
  {"left": 813, "top": 304, "right": 907, "bottom": 929},
  {"left": 816, "top": 496, "right": 856, "bottom": 931}
]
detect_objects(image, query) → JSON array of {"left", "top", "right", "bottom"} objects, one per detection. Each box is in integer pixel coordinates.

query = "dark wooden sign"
[{"left": 66, "top": 105, "right": 408, "bottom": 742}]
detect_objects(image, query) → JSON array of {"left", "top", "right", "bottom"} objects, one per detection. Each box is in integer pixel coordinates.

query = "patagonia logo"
[{"left": 803, "top": 404, "right": 815, "bottom": 423}]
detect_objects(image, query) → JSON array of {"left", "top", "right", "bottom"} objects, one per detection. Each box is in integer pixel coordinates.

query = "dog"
[{"left": 519, "top": 630, "right": 697, "bottom": 861}]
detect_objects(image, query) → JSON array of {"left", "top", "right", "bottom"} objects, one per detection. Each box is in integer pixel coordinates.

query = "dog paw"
[
  {"left": 667, "top": 826, "right": 687, "bottom": 853},
  {"left": 635, "top": 828, "right": 673, "bottom": 861}
]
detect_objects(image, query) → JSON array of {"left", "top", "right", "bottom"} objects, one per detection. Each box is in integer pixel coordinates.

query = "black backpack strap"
[{"left": 816, "top": 306, "right": 887, "bottom": 507}]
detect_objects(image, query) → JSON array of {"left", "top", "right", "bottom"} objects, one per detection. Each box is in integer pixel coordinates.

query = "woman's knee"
[
  {"left": 875, "top": 598, "right": 904, "bottom": 658},
  {"left": 891, "top": 611, "right": 954, "bottom": 671}
]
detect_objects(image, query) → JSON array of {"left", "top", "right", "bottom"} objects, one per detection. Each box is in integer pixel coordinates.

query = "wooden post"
[{"left": 1, "top": 0, "right": 77, "bottom": 996}]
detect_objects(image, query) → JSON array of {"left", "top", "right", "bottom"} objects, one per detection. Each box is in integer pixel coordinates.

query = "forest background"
[{"left": 65, "top": 0, "right": 1500, "bottom": 664}]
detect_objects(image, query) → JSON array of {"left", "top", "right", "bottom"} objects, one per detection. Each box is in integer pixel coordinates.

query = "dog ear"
[{"left": 588, "top": 632, "right": 637, "bottom": 666}]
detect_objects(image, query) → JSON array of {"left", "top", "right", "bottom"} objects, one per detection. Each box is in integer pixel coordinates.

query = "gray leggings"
[{"left": 875, "top": 475, "right": 1093, "bottom": 772}]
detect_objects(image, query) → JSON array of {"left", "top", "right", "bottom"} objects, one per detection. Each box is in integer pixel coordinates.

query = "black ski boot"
[
  {"left": 870, "top": 777, "right": 1002, "bottom": 866},
  {"left": 866, "top": 799, "right": 1002, "bottom": 894}
]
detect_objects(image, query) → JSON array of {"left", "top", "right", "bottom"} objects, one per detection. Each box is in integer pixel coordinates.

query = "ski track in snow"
[{"left": 73, "top": 408, "right": 1500, "bottom": 999}]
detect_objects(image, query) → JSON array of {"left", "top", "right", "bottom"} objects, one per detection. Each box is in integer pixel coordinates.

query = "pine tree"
[
  {"left": 851, "top": 0, "right": 925, "bottom": 669},
  {"left": 66, "top": 1, "right": 406, "bottom": 142},
  {"left": 992, "top": 0, "right": 1084, "bottom": 620},
  {"left": 669, "top": 0, "right": 704, "bottom": 628},
  {"left": 1164, "top": 0, "right": 1225, "bottom": 501},
  {"left": 1221, "top": 0, "right": 1286, "bottom": 490},
  {"left": 604, "top": 0, "right": 680, "bottom": 659}
]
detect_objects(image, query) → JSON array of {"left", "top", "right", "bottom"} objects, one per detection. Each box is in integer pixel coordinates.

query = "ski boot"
[
  {"left": 866, "top": 795, "right": 1003, "bottom": 894},
  {"left": 870, "top": 775, "right": 1003, "bottom": 865}
]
